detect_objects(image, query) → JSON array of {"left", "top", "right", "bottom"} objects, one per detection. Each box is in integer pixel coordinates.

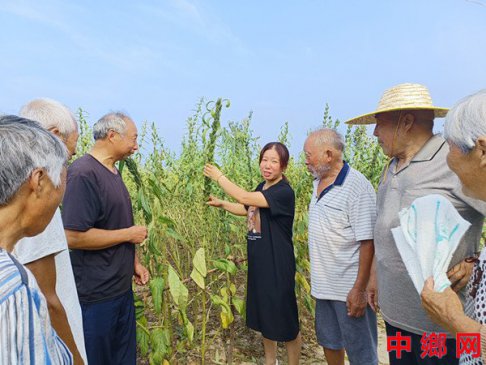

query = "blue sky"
[{"left": 1, "top": 0, "right": 485, "bottom": 155}]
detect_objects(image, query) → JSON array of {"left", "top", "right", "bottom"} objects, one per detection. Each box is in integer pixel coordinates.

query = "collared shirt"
[
  {"left": 375, "top": 134, "right": 486, "bottom": 335},
  {"left": 0, "top": 249, "right": 73, "bottom": 364},
  {"left": 308, "top": 162, "right": 377, "bottom": 301}
]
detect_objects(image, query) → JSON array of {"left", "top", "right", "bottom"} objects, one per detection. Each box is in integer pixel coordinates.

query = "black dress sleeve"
[
  {"left": 245, "top": 182, "right": 265, "bottom": 211},
  {"left": 260, "top": 180, "right": 294, "bottom": 217}
]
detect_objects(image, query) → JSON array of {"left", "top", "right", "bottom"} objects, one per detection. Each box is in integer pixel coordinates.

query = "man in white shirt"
[
  {"left": 13, "top": 98, "right": 87, "bottom": 365},
  {"left": 304, "top": 128, "right": 377, "bottom": 365}
]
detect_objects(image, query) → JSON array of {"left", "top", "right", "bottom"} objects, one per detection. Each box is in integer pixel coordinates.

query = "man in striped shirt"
[
  {"left": 304, "top": 128, "right": 377, "bottom": 365},
  {"left": 0, "top": 115, "right": 73, "bottom": 364}
]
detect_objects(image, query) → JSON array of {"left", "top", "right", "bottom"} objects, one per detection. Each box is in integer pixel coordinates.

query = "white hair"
[
  {"left": 307, "top": 127, "right": 345, "bottom": 152},
  {"left": 93, "top": 112, "right": 130, "bottom": 140},
  {"left": 19, "top": 98, "right": 77, "bottom": 138},
  {"left": 0, "top": 115, "right": 68, "bottom": 205},
  {"left": 444, "top": 89, "right": 486, "bottom": 153}
]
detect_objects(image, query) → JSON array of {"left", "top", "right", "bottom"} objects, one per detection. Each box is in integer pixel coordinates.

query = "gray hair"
[
  {"left": 93, "top": 112, "right": 131, "bottom": 140},
  {"left": 19, "top": 98, "right": 77, "bottom": 138},
  {"left": 0, "top": 115, "right": 68, "bottom": 206},
  {"left": 444, "top": 89, "right": 486, "bottom": 153},
  {"left": 307, "top": 127, "right": 345, "bottom": 152}
]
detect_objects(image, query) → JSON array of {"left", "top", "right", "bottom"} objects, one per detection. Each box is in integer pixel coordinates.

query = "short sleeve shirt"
[
  {"left": 247, "top": 180, "right": 295, "bottom": 244},
  {"left": 0, "top": 249, "right": 73, "bottom": 364},
  {"left": 13, "top": 209, "right": 87, "bottom": 363},
  {"left": 375, "top": 134, "right": 486, "bottom": 335},
  {"left": 62, "top": 154, "right": 135, "bottom": 302},
  {"left": 308, "top": 163, "right": 377, "bottom": 301}
]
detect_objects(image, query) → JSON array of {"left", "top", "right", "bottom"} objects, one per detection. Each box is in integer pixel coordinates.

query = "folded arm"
[{"left": 65, "top": 225, "right": 147, "bottom": 250}]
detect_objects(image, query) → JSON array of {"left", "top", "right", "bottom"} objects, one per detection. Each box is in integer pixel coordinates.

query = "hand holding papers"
[{"left": 392, "top": 194, "right": 471, "bottom": 294}]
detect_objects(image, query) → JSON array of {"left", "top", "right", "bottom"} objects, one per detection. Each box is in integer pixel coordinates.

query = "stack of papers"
[{"left": 391, "top": 194, "right": 471, "bottom": 294}]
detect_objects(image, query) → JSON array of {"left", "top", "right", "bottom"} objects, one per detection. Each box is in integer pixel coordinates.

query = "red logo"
[
  {"left": 387, "top": 332, "right": 411, "bottom": 359},
  {"left": 420, "top": 332, "right": 447, "bottom": 359},
  {"left": 457, "top": 333, "right": 481, "bottom": 359}
]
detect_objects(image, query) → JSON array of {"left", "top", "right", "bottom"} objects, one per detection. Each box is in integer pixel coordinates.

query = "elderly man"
[
  {"left": 0, "top": 115, "right": 72, "bottom": 364},
  {"left": 421, "top": 89, "right": 486, "bottom": 364},
  {"left": 13, "top": 98, "right": 86, "bottom": 365},
  {"left": 62, "top": 112, "right": 149, "bottom": 365},
  {"left": 304, "top": 128, "right": 377, "bottom": 365},
  {"left": 346, "top": 83, "right": 486, "bottom": 365}
]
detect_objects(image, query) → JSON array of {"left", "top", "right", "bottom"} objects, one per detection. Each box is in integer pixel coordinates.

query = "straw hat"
[{"left": 345, "top": 83, "right": 449, "bottom": 125}]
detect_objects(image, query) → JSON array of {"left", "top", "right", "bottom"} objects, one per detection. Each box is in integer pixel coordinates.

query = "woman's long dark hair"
[{"left": 259, "top": 142, "right": 290, "bottom": 181}]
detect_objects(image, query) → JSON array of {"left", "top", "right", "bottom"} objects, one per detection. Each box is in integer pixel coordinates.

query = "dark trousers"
[
  {"left": 81, "top": 289, "right": 136, "bottom": 365},
  {"left": 385, "top": 322, "right": 458, "bottom": 365}
]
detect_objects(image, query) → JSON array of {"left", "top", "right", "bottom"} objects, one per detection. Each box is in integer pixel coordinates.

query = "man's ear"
[
  {"left": 325, "top": 148, "right": 334, "bottom": 162},
  {"left": 49, "top": 127, "right": 62, "bottom": 138},
  {"left": 401, "top": 113, "right": 415, "bottom": 132},
  {"left": 477, "top": 136, "right": 486, "bottom": 168},
  {"left": 28, "top": 168, "right": 46, "bottom": 196},
  {"left": 107, "top": 129, "right": 118, "bottom": 143}
]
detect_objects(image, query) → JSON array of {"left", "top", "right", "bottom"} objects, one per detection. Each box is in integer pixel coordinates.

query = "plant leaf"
[
  {"left": 212, "top": 259, "right": 237, "bottom": 276},
  {"left": 158, "top": 215, "right": 176, "bottom": 229},
  {"left": 149, "top": 277, "right": 165, "bottom": 314},
  {"left": 150, "top": 328, "right": 170, "bottom": 362},
  {"left": 295, "top": 271, "right": 311, "bottom": 293},
  {"left": 185, "top": 318, "right": 194, "bottom": 343},
  {"left": 220, "top": 311, "right": 234, "bottom": 329},
  {"left": 168, "top": 265, "right": 188, "bottom": 309},
  {"left": 165, "top": 227, "right": 185, "bottom": 242},
  {"left": 232, "top": 297, "right": 245, "bottom": 315},
  {"left": 190, "top": 268, "right": 205, "bottom": 290},
  {"left": 192, "top": 247, "right": 207, "bottom": 277},
  {"left": 136, "top": 317, "right": 149, "bottom": 356}
]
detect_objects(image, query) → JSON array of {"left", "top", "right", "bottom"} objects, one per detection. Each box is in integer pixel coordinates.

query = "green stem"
[{"left": 201, "top": 287, "right": 207, "bottom": 365}]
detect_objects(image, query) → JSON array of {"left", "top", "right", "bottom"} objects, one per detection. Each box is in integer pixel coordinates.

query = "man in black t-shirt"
[{"left": 62, "top": 112, "right": 149, "bottom": 365}]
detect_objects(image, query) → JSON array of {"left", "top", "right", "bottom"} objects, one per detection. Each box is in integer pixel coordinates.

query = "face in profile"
[
  {"left": 117, "top": 119, "right": 139, "bottom": 159},
  {"left": 446, "top": 142, "right": 485, "bottom": 200},
  {"left": 63, "top": 130, "right": 79, "bottom": 159},
  {"left": 26, "top": 167, "right": 67, "bottom": 237},
  {"left": 304, "top": 138, "right": 330, "bottom": 179},
  {"left": 373, "top": 112, "right": 399, "bottom": 157}
]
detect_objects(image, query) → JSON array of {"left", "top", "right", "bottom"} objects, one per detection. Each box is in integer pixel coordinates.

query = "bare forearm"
[
  {"left": 353, "top": 240, "right": 374, "bottom": 290},
  {"left": 221, "top": 201, "right": 247, "bottom": 216},
  {"left": 218, "top": 176, "right": 268, "bottom": 207},
  {"left": 26, "top": 257, "right": 83, "bottom": 365},
  {"left": 48, "top": 301, "right": 84, "bottom": 364},
  {"left": 218, "top": 176, "right": 249, "bottom": 204},
  {"left": 65, "top": 228, "right": 130, "bottom": 250},
  {"left": 449, "top": 313, "right": 482, "bottom": 335}
]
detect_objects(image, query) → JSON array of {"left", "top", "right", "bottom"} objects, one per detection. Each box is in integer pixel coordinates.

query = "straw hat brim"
[{"left": 345, "top": 106, "right": 449, "bottom": 125}]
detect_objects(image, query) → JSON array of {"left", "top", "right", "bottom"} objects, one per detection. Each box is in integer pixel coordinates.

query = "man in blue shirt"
[{"left": 0, "top": 115, "right": 72, "bottom": 364}]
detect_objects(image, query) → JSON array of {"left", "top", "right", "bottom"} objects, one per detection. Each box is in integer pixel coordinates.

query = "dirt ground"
[
  {"left": 139, "top": 309, "right": 391, "bottom": 364},
  {"left": 198, "top": 313, "right": 390, "bottom": 365}
]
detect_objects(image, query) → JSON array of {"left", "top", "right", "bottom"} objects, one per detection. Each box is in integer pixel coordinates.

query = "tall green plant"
[{"left": 74, "top": 99, "right": 387, "bottom": 364}]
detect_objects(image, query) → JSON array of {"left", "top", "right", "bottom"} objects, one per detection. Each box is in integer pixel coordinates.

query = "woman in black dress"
[{"left": 204, "top": 142, "right": 301, "bottom": 365}]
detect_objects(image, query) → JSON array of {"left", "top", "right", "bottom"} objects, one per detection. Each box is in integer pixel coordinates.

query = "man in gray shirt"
[{"left": 346, "top": 83, "right": 486, "bottom": 365}]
